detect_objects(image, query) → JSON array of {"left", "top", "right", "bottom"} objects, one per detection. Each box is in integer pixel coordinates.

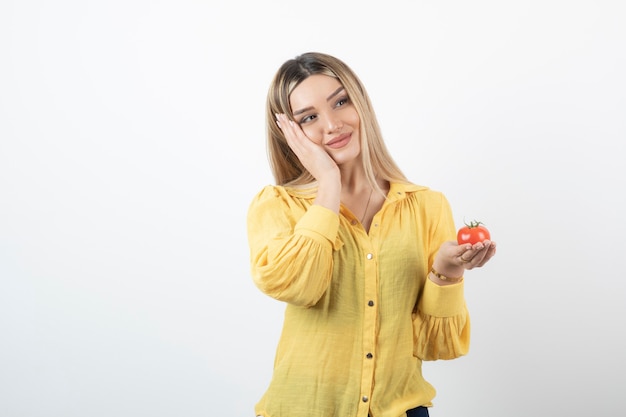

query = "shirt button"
[
  {"left": 366, "top": 253, "right": 373, "bottom": 260},
  {"left": 351, "top": 219, "right": 357, "bottom": 225},
  {"left": 362, "top": 396, "right": 369, "bottom": 403},
  {"left": 366, "top": 353, "right": 373, "bottom": 359},
  {"left": 368, "top": 300, "right": 374, "bottom": 307}
]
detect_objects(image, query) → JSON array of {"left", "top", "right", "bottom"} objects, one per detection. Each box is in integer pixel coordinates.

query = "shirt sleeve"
[
  {"left": 247, "top": 186, "right": 340, "bottom": 307},
  {"left": 411, "top": 191, "right": 471, "bottom": 360},
  {"left": 412, "top": 279, "right": 470, "bottom": 360}
]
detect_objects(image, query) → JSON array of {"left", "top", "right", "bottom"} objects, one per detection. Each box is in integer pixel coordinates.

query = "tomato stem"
[{"left": 463, "top": 219, "right": 485, "bottom": 228}]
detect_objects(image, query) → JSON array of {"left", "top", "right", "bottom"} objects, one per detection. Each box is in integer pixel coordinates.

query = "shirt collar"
[
  {"left": 284, "top": 182, "right": 428, "bottom": 200},
  {"left": 386, "top": 182, "right": 429, "bottom": 201}
]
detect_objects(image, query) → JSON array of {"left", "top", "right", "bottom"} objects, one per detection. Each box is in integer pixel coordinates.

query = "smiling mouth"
[{"left": 326, "top": 133, "right": 351, "bottom": 149}]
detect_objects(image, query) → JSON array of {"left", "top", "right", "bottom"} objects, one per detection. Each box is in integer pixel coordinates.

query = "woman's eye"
[
  {"left": 336, "top": 97, "right": 349, "bottom": 107},
  {"left": 300, "top": 114, "right": 317, "bottom": 124}
]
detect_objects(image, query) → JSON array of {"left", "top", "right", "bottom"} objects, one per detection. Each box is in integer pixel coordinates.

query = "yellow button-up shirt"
[{"left": 247, "top": 182, "right": 470, "bottom": 417}]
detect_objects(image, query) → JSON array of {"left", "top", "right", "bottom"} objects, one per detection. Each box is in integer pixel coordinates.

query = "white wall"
[{"left": 1, "top": 1, "right": 624, "bottom": 416}]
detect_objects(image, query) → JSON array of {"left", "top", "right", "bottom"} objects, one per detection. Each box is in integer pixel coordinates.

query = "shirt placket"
[{"left": 357, "top": 226, "right": 379, "bottom": 416}]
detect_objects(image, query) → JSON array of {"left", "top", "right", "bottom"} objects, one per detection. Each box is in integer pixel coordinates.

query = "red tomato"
[{"left": 457, "top": 221, "right": 491, "bottom": 245}]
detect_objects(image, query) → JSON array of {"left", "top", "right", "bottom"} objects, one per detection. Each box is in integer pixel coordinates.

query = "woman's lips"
[{"left": 326, "top": 133, "right": 351, "bottom": 149}]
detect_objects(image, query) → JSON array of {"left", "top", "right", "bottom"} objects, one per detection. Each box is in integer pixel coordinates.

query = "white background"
[{"left": 1, "top": 1, "right": 625, "bottom": 416}]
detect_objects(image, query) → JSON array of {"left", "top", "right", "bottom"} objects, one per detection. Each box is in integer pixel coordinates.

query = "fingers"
[
  {"left": 275, "top": 113, "right": 338, "bottom": 182},
  {"left": 275, "top": 114, "right": 318, "bottom": 165},
  {"left": 458, "top": 240, "right": 496, "bottom": 269},
  {"left": 276, "top": 114, "right": 305, "bottom": 152},
  {"left": 276, "top": 114, "right": 321, "bottom": 160}
]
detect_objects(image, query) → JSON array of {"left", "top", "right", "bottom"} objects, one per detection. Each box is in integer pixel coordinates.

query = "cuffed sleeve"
[
  {"left": 294, "top": 205, "right": 342, "bottom": 250},
  {"left": 247, "top": 186, "right": 340, "bottom": 307},
  {"left": 412, "top": 279, "right": 470, "bottom": 360}
]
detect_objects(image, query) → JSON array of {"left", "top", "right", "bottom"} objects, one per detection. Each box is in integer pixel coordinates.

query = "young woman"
[{"left": 247, "top": 52, "right": 496, "bottom": 417}]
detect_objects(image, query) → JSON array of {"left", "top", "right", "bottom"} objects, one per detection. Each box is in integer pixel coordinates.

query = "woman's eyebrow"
[
  {"left": 292, "top": 87, "right": 346, "bottom": 116},
  {"left": 326, "top": 86, "right": 345, "bottom": 101}
]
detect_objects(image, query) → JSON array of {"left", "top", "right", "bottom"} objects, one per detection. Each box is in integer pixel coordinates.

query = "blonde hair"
[{"left": 265, "top": 52, "right": 408, "bottom": 194}]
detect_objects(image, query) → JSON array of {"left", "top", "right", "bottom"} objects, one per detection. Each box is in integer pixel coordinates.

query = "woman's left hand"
[
  {"left": 432, "top": 240, "right": 497, "bottom": 280},
  {"left": 454, "top": 239, "right": 496, "bottom": 269}
]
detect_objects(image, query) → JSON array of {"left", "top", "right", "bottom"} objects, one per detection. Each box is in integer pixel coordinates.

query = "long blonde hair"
[{"left": 265, "top": 52, "right": 408, "bottom": 193}]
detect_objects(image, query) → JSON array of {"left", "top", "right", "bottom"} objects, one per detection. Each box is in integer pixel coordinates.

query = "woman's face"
[{"left": 289, "top": 74, "right": 361, "bottom": 165}]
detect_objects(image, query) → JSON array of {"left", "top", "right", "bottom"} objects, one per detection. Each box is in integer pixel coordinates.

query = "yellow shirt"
[{"left": 247, "top": 182, "right": 470, "bottom": 417}]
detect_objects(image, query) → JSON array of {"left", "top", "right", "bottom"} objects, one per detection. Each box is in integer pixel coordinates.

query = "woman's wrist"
[
  {"left": 429, "top": 266, "right": 463, "bottom": 285},
  {"left": 314, "top": 177, "right": 341, "bottom": 214}
]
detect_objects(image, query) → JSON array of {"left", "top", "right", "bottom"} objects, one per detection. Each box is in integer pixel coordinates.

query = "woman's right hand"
[{"left": 276, "top": 113, "right": 340, "bottom": 184}]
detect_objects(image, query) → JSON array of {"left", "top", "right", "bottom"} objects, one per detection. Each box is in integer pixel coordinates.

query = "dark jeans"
[{"left": 406, "top": 406, "right": 429, "bottom": 417}]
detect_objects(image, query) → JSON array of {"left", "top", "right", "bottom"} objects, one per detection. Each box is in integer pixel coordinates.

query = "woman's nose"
[{"left": 325, "top": 115, "right": 343, "bottom": 133}]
